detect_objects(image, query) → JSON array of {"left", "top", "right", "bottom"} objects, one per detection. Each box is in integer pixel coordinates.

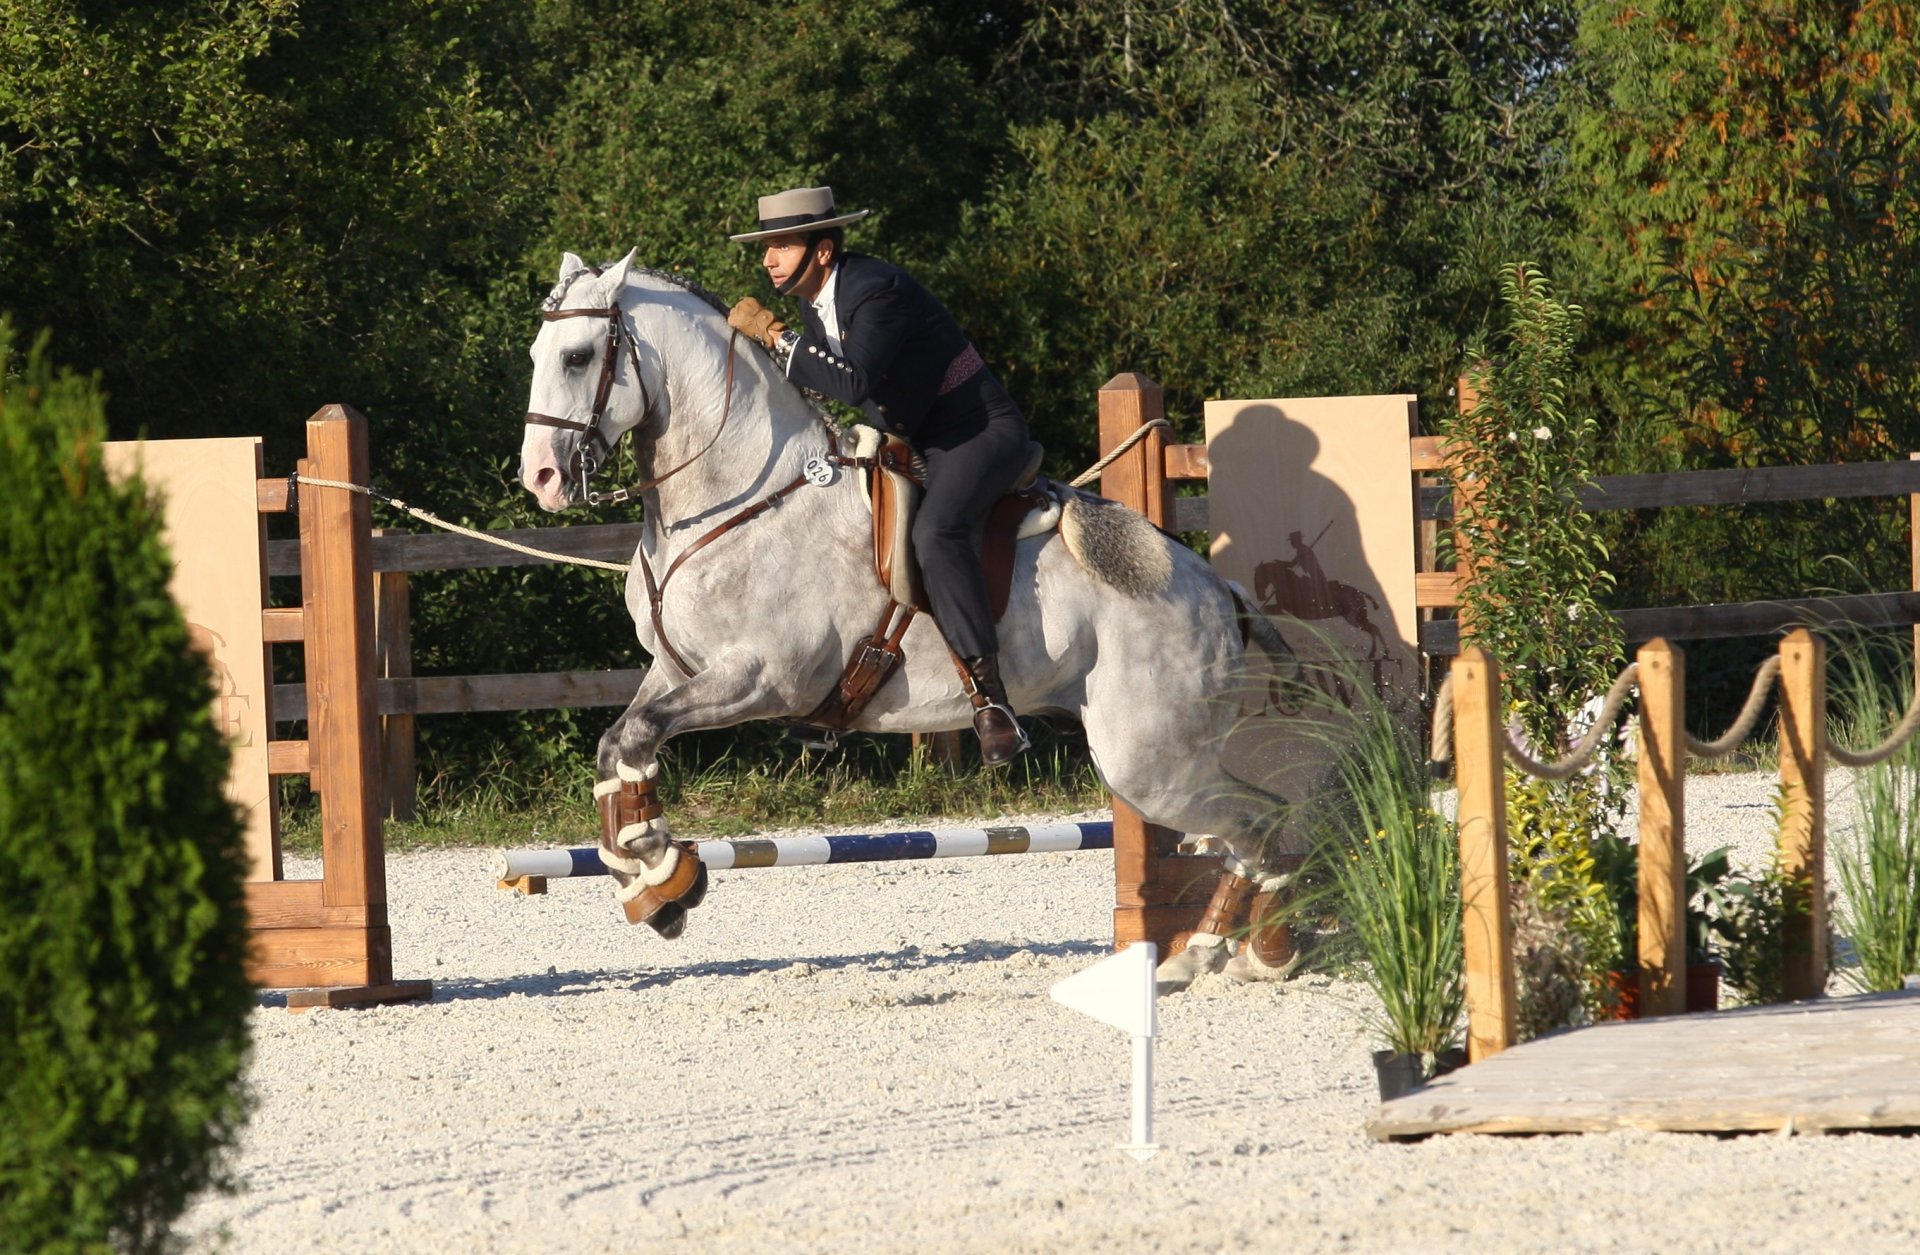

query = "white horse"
[{"left": 518, "top": 250, "right": 1298, "bottom": 980}]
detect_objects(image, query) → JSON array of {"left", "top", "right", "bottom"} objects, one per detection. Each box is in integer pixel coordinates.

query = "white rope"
[
  {"left": 1428, "top": 661, "right": 1639, "bottom": 777},
  {"left": 1827, "top": 677, "right": 1920, "bottom": 768},
  {"left": 1501, "top": 663, "right": 1640, "bottom": 781},
  {"left": 1685, "top": 656, "right": 1780, "bottom": 760},
  {"left": 1070, "top": 418, "right": 1174, "bottom": 488},
  {"left": 292, "top": 474, "right": 631, "bottom": 573}
]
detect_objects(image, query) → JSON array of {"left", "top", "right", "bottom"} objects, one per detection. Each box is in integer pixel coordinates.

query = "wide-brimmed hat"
[{"left": 727, "top": 186, "right": 871, "bottom": 242}]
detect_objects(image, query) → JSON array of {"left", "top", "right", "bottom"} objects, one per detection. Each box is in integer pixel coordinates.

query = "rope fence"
[
  {"left": 1428, "top": 648, "right": 1920, "bottom": 772},
  {"left": 1446, "top": 628, "right": 1920, "bottom": 1063}
]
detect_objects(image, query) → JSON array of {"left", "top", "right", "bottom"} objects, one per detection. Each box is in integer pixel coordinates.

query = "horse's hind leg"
[{"left": 1082, "top": 671, "right": 1323, "bottom": 992}]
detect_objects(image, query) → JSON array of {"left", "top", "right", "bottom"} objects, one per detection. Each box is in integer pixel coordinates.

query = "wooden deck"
[{"left": 1370, "top": 990, "right": 1920, "bottom": 1140}]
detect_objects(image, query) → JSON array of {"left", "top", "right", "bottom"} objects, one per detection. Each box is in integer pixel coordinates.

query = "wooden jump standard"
[{"left": 250, "top": 407, "right": 431, "bottom": 1010}]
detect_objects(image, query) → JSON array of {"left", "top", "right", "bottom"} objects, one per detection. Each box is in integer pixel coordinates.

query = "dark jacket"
[{"left": 785, "top": 252, "right": 1016, "bottom": 441}]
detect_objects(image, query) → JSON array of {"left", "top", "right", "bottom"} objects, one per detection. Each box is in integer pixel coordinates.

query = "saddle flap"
[{"left": 868, "top": 434, "right": 926, "bottom": 610}]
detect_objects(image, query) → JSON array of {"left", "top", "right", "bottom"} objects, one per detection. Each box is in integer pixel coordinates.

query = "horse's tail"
[{"left": 1057, "top": 491, "right": 1174, "bottom": 597}]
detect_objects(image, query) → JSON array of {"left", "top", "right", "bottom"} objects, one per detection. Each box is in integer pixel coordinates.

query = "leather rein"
[{"left": 524, "top": 288, "right": 846, "bottom": 678}]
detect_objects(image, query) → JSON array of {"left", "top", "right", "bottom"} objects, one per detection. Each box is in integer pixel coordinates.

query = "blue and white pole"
[{"left": 493, "top": 820, "right": 1114, "bottom": 881}]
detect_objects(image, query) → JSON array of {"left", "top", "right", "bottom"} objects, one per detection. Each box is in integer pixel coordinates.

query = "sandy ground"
[{"left": 182, "top": 775, "right": 1920, "bottom": 1254}]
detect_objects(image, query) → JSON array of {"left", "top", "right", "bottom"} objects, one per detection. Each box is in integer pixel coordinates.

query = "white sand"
[{"left": 182, "top": 776, "right": 1920, "bottom": 1253}]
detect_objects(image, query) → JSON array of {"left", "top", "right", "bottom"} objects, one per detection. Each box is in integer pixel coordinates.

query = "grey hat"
[{"left": 728, "top": 186, "right": 871, "bottom": 242}]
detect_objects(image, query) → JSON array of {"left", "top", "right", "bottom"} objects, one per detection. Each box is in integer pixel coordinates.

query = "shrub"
[
  {"left": 1298, "top": 660, "right": 1463, "bottom": 1058},
  {"left": 1828, "top": 634, "right": 1920, "bottom": 993},
  {"left": 0, "top": 323, "right": 254, "bottom": 1254}
]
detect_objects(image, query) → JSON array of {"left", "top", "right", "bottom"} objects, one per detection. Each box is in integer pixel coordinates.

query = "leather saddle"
[
  {"left": 797, "top": 427, "right": 1054, "bottom": 736},
  {"left": 859, "top": 426, "right": 1051, "bottom": 616}
]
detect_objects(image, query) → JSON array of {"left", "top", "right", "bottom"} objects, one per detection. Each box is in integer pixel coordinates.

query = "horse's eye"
[{"left": 564, "top": 349, "right": 593, "bottom": 369}]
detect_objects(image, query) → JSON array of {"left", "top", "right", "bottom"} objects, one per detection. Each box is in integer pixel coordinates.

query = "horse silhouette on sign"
[{"left": 1253, "top": 527, "right": 1392, "bottom": 657}]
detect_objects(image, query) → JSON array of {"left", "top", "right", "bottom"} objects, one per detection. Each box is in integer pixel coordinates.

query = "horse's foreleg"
[{"left": 592, "top": 650, "right": 787, "bottom": 936}]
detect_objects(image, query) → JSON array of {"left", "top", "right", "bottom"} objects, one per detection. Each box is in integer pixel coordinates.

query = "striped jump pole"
[{"left": 493, "top": 820, "right": 1114, "bottom": 893}]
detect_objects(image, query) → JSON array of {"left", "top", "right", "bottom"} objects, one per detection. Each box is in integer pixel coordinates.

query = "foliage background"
[{"left": 5, "top": 0, "right": 1917, "bottom": 779}]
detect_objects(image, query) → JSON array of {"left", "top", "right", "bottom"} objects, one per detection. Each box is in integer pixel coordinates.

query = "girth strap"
[{"left": 799, "top": 600, "right": 918, "bottom": 730}]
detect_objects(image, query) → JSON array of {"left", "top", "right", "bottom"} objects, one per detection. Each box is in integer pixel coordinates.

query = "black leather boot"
[{"left": 962, "top": 654, "right": 1030, "bottom": 766}]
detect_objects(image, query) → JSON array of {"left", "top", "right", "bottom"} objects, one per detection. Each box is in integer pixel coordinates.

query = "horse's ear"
[
  {"left": 558, "top": 251, "right": 586, "bottom": 282},
  {"left": 600, "top": 247, "right": 638, "bottom": 295}
]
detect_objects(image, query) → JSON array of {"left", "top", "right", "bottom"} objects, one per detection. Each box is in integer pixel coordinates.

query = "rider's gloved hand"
[{"left": 727, "top": 297, "right": 787, "bottom": 350}]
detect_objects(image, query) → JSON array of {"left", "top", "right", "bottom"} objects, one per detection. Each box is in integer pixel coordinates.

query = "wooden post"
[
  {"left": 279, "top": 408, "right": 431, "bottom": 1010},
  {"left": 1636, "top": 639, "right": 1688, "bottom": 1017},
  {"left": 1453, "top": 647, "right": 1516, "bottom": 1060},
  {"left": 372, "top": 538, "right": 418, "bottom": 822},
  {"left": 1096, "top": 373, "right": 1220, "bottom": 951},
  {"left": 1448, "top": 374, "right": 1486, "bottom": 640},
  {"left": 1909, "top": 452, "right": 1919, "bottom": 685},
  {"left": 1777, "top": 628, "right": 1828, "bottom": 1001},
  {"left": 910, "top": 730, "right": 965, "bottom": 770}
]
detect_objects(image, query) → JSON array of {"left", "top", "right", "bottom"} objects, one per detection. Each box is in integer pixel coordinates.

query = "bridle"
[{"left": 523, "top": 277, "right": 738, "bottom": 508}]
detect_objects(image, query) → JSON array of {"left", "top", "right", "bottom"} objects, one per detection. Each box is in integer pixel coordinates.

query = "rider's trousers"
[{"left": 911, "top": 390, "right": 1032, "bottom": 661}]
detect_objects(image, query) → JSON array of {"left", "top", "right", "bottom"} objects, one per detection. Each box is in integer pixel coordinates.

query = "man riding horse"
[{"left": 726, "top": 186, "right": 1032, "bottom": 765}]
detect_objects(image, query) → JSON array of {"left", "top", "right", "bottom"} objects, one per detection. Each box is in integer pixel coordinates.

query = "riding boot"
[
  {"left": 1154, "top": 868, "right": 1258, "bottom": 994},
  {"left": 959, "top": 653, "right": 1030, "bottom": 766}
]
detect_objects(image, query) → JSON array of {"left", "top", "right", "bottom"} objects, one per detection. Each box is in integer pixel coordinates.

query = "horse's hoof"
[
  {"left": 1154, "top": 936, "right": 1231, "bottom": 995},
  {"left": 645, "top": 901, "right": 687, "bottom": 939},
  {"left": 616, "top": 841, "right": 705, "bottom": 932},
  {"left": 1221, "top": 945, "right": 1307, "bottom": 984}
]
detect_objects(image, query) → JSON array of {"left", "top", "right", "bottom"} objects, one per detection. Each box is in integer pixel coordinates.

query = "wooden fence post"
[
  {"left": 1910, "top": 451, "right": 1919, "bottom": 685},
  {"left": 371, "top": 534, "right": 417, "bottom": 822},
  {"left": 1452, "top": 647, "right": 1516, "bottom": 1060},
  {"left": 1448, "top": 373, "right": 1487, "bottom": 640},
  {"left": 1097, "top": 373, "right": 1220, "bottom": 952},
  {"left": 1636, "top": 638, "right": 1688, "bottom": 1017},
  {"left": 1777, "top": 628, "right": 1828, "bottom": 1001}
]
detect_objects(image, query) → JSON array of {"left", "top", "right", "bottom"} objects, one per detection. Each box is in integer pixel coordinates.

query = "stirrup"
[
  {"left": 786, "top": 722, "right": 840, "bottom": 752},
  {"left": 972, "top": 702, "right": 1029, "bottom": 766}
]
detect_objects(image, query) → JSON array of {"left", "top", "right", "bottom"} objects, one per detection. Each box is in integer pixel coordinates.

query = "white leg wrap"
[
  {"left": 600, "top": 846, "right": 651, "bottom": 877},
  {"left": 613, "top": 875, "right": 651, "bottom": 904},
  {"left": 639, "top": 843, "right": 682, "bottom": 887},
  {"left": 615, "top": 760, "right": 658, "bottom": 783},
  {"left": 592, "top": 777, "right": 623, "bottom": 799}
]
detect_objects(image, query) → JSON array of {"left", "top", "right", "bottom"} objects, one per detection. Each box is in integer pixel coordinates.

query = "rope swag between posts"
[{"left": 1428, "top": 651, "right": 1920, "bottom": 776}]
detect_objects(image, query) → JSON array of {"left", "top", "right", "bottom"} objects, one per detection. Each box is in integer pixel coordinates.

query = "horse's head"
[{"left": 520, "top": 249, "right": 651, "bottom": 511}]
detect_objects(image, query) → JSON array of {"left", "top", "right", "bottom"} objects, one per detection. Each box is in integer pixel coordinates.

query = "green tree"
[
  {"left": 1568, "top": 0, "right": 1920, "bottom": 603},
  {"left": 0, "top": 322, "right": 254, "bottom": 1254},
  {"left": 955, "top": 0, "right": 1579, "bottom": 462}
]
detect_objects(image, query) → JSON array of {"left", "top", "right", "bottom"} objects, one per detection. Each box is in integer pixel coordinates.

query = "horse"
[{"left": 517, "top": 249, "right": 1299, "bottom": 986}]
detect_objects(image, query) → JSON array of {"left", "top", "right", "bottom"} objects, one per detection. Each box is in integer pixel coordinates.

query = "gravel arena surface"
[{"left": 183, "top": 772, "right": 1920, "bottom": 1254}]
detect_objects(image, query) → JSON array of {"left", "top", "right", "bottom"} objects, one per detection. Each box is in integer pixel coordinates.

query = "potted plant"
[
  {"left": 1299, "top": 674, "right": 1466, "bottom": 1101},
  {"left": 1591, "top": 836, "right": 1740, "bottom": 1018}
]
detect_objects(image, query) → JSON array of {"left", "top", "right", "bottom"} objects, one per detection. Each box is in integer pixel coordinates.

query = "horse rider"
[{"left": 726, "top": 185, "right": 1032, "bottom": 765}]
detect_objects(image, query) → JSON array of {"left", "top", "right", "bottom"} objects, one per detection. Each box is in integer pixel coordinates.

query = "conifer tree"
[{"left": 0, "top": 322, "right": 254, "bottom": 1254}]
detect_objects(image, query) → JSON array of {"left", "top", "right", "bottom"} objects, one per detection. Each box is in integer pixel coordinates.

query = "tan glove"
[{"left": 727, "top": 297, "right": 788, "bottom": 350}]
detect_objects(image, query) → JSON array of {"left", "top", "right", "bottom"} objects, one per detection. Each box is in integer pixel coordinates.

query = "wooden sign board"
[
  {"left": 103, "top": 438, "right": 278, "bottom": 880},
  {"left": 1203, "top": 396, "right": 1421, "bottom": 822}
]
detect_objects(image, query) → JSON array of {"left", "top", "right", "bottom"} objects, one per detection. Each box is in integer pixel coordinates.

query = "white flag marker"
[{"left": 1051, "top": 941, "right": 1160, "bottom": 1159}]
